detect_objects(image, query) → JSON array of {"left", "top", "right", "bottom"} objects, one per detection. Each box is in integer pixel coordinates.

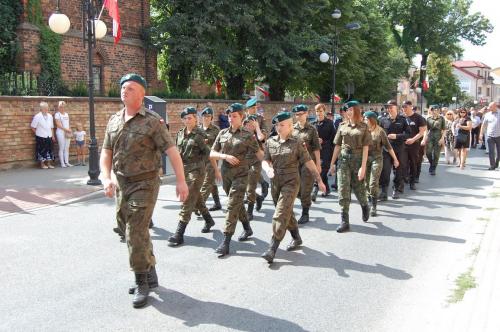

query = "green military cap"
[
  {"left": 243, "top": 114, "right": 258, "bottom": 124},
  {"left": 119, "top": 73, "right": 147, "bottom": 88},
  {"left": 429, "top": 104, "right": 440, "bottom": 110},
  {"left": 292, "top": 104, "right": 308, "bottom": 113},
  {"left": 363, "top": 111, "right": 378, "bottom": 120},
  {"left": 272, "top": 111, "right": 292, "bottom": 124},
  {"left": 340, "top": 104, "right": 348, "bottom": 112},
  {"left": 227, "top": 103, "right": 245, "bottom": 113},
  {"left": 201, "top": 107, "right": 214, "bottom": 116},
  {"left": 181, "top": 106, "right": 197, "bottom": 119},
  {"left": 245, "top": 97, "right": 258, "bottom": 108},
  {"left": 345, "top": 100, "right": 360, "bottom": 108}
]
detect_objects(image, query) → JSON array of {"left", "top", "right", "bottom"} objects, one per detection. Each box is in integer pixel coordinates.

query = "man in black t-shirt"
[{"left": 402, "top": 101, "right": 427, "bottom": 190}]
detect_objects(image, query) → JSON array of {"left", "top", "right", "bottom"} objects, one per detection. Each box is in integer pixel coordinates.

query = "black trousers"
[
  {"left": 471, "top": 127, "right": 480, "bottom": 147},
  {"left": 380, "top": 145, "right": 406, "bottom": 189},
  {"left": 405, "top": 143, "right": 420, "bottom": 184},
  {"left": 319, "top": 147, "right": 333, "bottom": 191}
]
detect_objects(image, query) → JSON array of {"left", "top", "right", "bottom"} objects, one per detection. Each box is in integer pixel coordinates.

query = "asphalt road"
[{"left": 1, "top": 149, "right": 498, "bottom": 332}]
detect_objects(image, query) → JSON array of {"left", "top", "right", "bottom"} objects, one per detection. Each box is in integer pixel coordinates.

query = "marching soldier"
[
  {"left": 198, "top": 107, "right": 222, "bottom": 212},
  {"left": 291, "top": 104, "right": 321, "bottom": 224},
  {"left": 168, "top": 107, "right": 214, "bottom": 247},
  {"left": 422, "top": 105, "right": 446, "bottom": 176},
  {"left": 402, "top": 101, "right": 427, "bottom": 190},
  {"left": 210, "top": 103, "right": 263, "bottom": 257},
  {"left": 261, "top": 112, "right": 326, "bottom": 263},
  {"left": 100, "top": 73, "right": 188, "bottom": 308},
  {"left": 329, "top": 101, "right": 371, "bottom": 233}
]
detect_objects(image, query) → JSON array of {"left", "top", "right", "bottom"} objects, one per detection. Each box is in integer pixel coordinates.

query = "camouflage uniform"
[
  {"left": 212, "top": 127, "right": 259, "bottom": 235},
  {"left": 103, "top": 106, "right": 174, "bottom": 273},
  {"left": 199, "top": 124, "right": 220, "bottom": 205},
  {"left": 245, "top": 113, "right": 268, "bottom": 208},
  {"left": 334, "top": 121, "right": 371, "bottom": 224},
  {"left": 292, "top": 121, "right": 320, "bottom": 209},
  {"left": 366, "top": 128, "right": 392, "bottom": 202},
  {"left": 426, "top": 115, "right": 445, "bottom": 174}
]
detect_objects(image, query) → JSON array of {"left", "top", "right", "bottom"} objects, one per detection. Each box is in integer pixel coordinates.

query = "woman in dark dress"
[{"left": 454, "top": 109, "right": 472, "bottom": 170}]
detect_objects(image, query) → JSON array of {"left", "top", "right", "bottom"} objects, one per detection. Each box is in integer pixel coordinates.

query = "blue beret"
[
  {"left": 245, "top": 97, "right": 258, "bottom": 108},
  {"left": 119, "top": 73, "right": 147, "bottom": 88},
  {"left": 363, "top": 111, "right": 378, "bottom": 120},
  {"left": 345, "top": 100, "right": 360, "bottom": 108},
  {"left": 201, "top": 107, "right": 214, "bottom": 116},
  {"left": 227, "top": 103, "right": 245, "bottom": 113},
  {"left": 181, "top": 107, "right": 197, "bottom": 119},
  {"left": 272, "top": 111, "right": 292, "bottom": 124},
  {"left": 292, "top": 104, "right": 308, "bottom": 113}
]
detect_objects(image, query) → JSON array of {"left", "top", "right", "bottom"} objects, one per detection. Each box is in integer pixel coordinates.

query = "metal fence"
[{"left": 0, "top": 72, "right": 38, "bottom": 96}]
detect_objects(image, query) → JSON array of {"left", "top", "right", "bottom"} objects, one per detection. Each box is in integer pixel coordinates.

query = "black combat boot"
[
  {"left": 261, "top": 237, "right": 281, "bottom": 263},
  {"left": 336, "top": 212, "right": 350, "bottom": 233},
  {"left": 378, "top": 187, "right": 388, "bottom": 201},
  {"left": 261, "top": 180, "right": 269, "bottom": 198},
  {"left": 370, "top": 200, "right": 377, "bottom": 217},
  {"left": 410, "top": 182, "right": 417, "bottom": 190},
  {"left": 168, "top": 221, "right": 187, "bottom": 247},
  {"left": 132, "top": 273, "right": 149, "bottom": 308},
  {"left": 297, "top": 207, "right": 310, "bottom": 224},
  {"left": 391, "top": 187, "right": 400, "bottom": 199},
  {"left": 255, "top": 195, "right": 264, "bottom": 211},
  {"left": 286, "top": 229, "right": 302, "bottom": 251},
  {"left": 215, "top": 233, "right": 232, "bottom": 257},
  {"left": 362, "top": 204, "right": 370, "bottom": 222},
  {"left": 311, "top": 186, "right": 319, "bottom": 202},
  {"left": 129, "top": 265, "right": 158, "bottom": 294},
  {"left": 208, "top": 192, "right": 222, "bottom": 211},
  {"left": 238, "top": 221, "right": 253, "bottom": 241},
  {"left": 247, "top": 202, "right": 254, "bottom": 221},
  {"left": 201, "top": 211, "right": 215, "bottom": 233}
]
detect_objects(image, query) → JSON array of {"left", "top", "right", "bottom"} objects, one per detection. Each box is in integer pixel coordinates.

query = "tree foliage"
[
  {"left": 0, "top": 0, "right": 22, "bottom": 74},
  {"left": 425, "top": 54, "right": 461, "bottom": 105}
]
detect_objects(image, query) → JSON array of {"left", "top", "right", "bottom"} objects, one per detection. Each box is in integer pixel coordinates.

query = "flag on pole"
[
  {"left": 103, "top": 0, "right": 121, "bottom": 44},
  {"left": 256, "top": 86, "right": 270, "bottom": 97},
  {"left": 333, "top": 94, "right": 342, "bottom": 102}
]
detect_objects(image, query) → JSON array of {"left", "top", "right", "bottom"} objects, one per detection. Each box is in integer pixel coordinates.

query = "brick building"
[{"left": 16, "top": 0, "right": 159, "bottom": 95}]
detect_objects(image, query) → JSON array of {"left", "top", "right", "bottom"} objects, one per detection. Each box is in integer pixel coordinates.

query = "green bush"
[
  {"left": 69, "top": 81, "right": 88, "bottom": 97},
  {"left": 107, "top": 82, "right": 120, "bottom": 97}
]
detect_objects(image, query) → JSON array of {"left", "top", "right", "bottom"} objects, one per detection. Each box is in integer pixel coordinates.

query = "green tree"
[
  {"left": 0, "top": 0, "right": 22, "bottom": 74},
  {"left": 425, "top": 54, "right": 460, "bottom": 105}
]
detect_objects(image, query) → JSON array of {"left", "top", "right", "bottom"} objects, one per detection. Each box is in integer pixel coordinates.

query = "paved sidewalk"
[{"left": 0, "top": 165, "right": 101, "bottom": 217}]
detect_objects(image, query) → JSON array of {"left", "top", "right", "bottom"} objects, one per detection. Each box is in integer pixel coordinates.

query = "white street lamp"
[
  {"left": 48, "top": 12, "right": 70, "bottom": 34},
  {"left": 332, "top": 9, "right": 341, "bottom": 19},
  {"left": 94, "top": 19, "right": 107, "bottom": 39},
  {"left": 319, "top": 53, "right": 330, "bottom": 63}
]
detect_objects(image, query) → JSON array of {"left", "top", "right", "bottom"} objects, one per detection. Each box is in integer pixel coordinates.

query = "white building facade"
[{"left": 452, "top": 61, "right": 500, "bottom": 104}]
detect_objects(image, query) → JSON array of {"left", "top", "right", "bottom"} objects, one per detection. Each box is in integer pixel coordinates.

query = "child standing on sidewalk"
[{"left": 74, "top": 123, "right": 87, "bottom": 166}]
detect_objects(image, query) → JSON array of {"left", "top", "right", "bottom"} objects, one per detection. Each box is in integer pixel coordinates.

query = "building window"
[
  {"left": 92, "top": 65, "right": 103, "bottom": 96},
  {"left": 487, "top": 87, "right": 490, "bottom": 97},
  {"left": 478, "top": 86, "right": 482, "bottom": 95}
]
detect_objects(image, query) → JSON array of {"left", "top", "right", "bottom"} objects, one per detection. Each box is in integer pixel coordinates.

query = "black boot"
[
  {"left": 149, "top": 220, "right": 154, "bottom": 228},
  {"left": 336, "top": 212, "right": 350, "bottom": 233},
  {"left": 378, "top": 187, "right": 388, "bottom": 201},
  {"left": 238, "top": 221, "right": 253, "bottom": 241},
  {"left": 286, "top": 229, "right": 302, "bottom": 251},
  {"left": 168, "top": 221, "right": 187, "bottom": 247},
  {"left": 247, "top": 202, "right": 254, "bottom": 221},
  {"left": 201, "top": 212, "right": 215, "bottom": 233},
  {"left": 311, "top": 186, "right": 319, "bottom": 202},
  {"left": 113, "top": 227, "right": 125, "bottom": 242},
  {"left": 129, "top": 265, "right": 158, "bottom": 294},
  {"left": 132, "top": 273, "right": 149, "bottom": 308},
  {"left": 261, "top": 237, "right": 281, "bottom": 263},
  {"left": 255, "top": 195, "right": 264, "bottom": 211},
  {"left": 391, "top": 187, "right": 400, "bottom": 199},
  {"left": 208, "top": 192, "right": 222, "bottom": 211},
  {"left": 215, "top": 233, "right": 232, "bottom": 257},
  {"left": 410, "top": 182, "right": 417, "bottom": 190},
  {"left": 362, "top": 204, "right": 370, "bottom": 222},
  {"left": 297, "top": 207, "right": 310, "bottom": 224},
  {"left": 261, "top": 180, "right": 269, "bottom": 198},
  {"left": 370, "top": 200, "right": 377, "bottom": 217}
]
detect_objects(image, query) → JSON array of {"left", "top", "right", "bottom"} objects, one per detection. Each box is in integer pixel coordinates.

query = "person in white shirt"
[
  {"left": 30, "top": 101, "right": 55, "bottom": 169},
  {"left": 54, "top": 101, "right": 73, "bottom": 167},
  {"left": 73, "top": 122, "right": 87, "bottom": 166},
  {"left": 470, "top": 109, "right": 481, "bottom": 148}
]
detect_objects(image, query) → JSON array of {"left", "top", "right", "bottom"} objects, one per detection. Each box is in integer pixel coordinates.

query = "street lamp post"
[
  {"left": 319, "top": 9, "right": 360, "bottom": 114},
  {"left": 49, "top": 0, "right": 106, "bottom": 186}
]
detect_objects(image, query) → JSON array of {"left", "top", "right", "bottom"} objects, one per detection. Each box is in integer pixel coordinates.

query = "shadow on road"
[{"left": 149, "top": 286, "right": 309, "bottom": 332}]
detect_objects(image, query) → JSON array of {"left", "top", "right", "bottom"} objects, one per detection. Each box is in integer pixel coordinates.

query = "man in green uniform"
[
  {"left": 198, "top": 107, "right": 222, "bottom": 214},
  {"left": 330, "top": 100, "right": 371, "bottom": 233},
  {"left": 422, "top": 106, "right": 445, "bottom": 176},
  {"left": 100, "top": 73, "right": 188, "bottom": 308},
  {"left": 291, "top": 104, "right": 321, "bottom": 224},
  {"left": 210, "top": 103, "right": 263, "bottom": 257},
  {"left": 168, "top": 107, "right": 213, "bottom": 247},
  {"left": 261, "top": 112, "right": 326, "bottom": 263}
]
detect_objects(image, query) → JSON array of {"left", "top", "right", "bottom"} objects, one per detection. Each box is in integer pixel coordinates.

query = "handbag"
[{"left": 456, "top": 132, "right": 468, "bottom": 144}]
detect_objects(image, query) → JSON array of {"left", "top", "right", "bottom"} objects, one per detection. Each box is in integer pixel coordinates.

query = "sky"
[{"left": 461, "top": 0, "right": 500, "bottom": 70}]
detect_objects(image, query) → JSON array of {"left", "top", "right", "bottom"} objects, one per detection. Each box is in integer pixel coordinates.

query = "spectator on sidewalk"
[
  {"left": 454, "top": 109, "right": 472, "bottom": 170},
  {"left": 30, "top": 101, "right": 55, "bottom": 169},
  {"left": 479, "top": 102, "right": 500, "bottom": 170},
  {"left": 54, "top": 101, "right": 73, "bottom": 167},
  {"left": 444, "top": 110, "right": 456, "bottom": 164},
  {"left": 218, "top": 109, "right": 229, "bottom": 129},
  {"left": 74, "top": 122, "right": 86, "bottom": 166},
  {"left": 470, "top": 109, "right": 481, "bottom": 148}
]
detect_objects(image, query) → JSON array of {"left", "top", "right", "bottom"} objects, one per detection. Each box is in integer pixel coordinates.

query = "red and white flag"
[
  {"left": 256, "top": 86, "right": 269, "bottom": 97},
  {"left": 103, "top": 0, "right": 121, "bottom": 44}
]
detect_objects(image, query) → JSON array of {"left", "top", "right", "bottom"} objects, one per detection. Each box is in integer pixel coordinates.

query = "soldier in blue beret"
[{"left": 261, "top": 112, "right": 326, "bottom": 263}]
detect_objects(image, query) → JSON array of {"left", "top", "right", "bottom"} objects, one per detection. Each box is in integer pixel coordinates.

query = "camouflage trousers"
[
  {"left": 116, "top": 176, "right": 159, "bottom": 273},
  {"left": 246, "top": 162, "right": 262, "bottom": 203},
  {"left": 179, "top": 167, "right": 208, "bottom": 223},
  {"left": 222, "top": 166, "right": 249, "bottom": 234},
  {"left": 337, "top": 153, "right": 368, "bottom": 214},
  {"left": 199, "top": 164, "right": 219, "bottom": 204},
  {"left": 365, "top": 154, "right": 383, "bottom": 200},
  {"left": 298, "top": 164, "right": 315, "bottom": 208},
  {"left": 271, "top": 173, "right": 300, "bottom": 241},
  {"left": 426, "top": 138, "right": 442, "bottom": 168}
]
